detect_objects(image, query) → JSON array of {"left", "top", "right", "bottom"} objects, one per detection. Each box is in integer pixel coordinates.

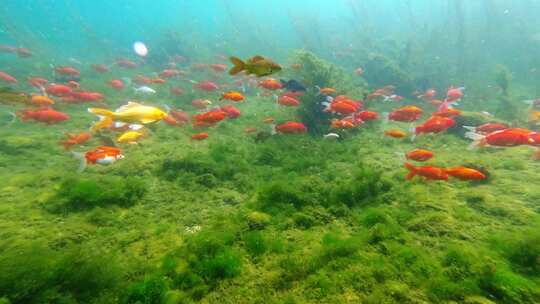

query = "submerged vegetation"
[{"left": 1, "top": 1, "right": 540, "bottom": 303}]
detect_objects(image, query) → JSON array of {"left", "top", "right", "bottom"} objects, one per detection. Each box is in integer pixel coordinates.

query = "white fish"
[
  {"left": 134, "top": 86, "right": 156, "bottom": 94},
  {"left": 71, "top": 151, "right": 124, "bottom": 173},
  {"left": 323, "top": 133, "right": 340, "bottom": 139}
]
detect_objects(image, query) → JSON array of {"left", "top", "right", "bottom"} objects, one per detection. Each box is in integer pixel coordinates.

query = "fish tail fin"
[
  {"left": 270, "top": 124, "right": 277, "bottom": 135},
  {"left": 465, "top": 131, "right": 485, "bottom": 150},
  {"left": 16, "top": 109, "right": 30, "bottom": 121},
  {"left": 229, "top": 57, "right": 245, "bottom": 75},
  {"left": 404, "top": 162, "right": 417, "bottom": 180},
  {"left": 61, "top": 140, "right": 73, "bottom": 150},
  {"left": 71, "top": 151, "right": 87, "bottom": 173},
  {"left": 88, "top": 108, "right": 114, "bottom": 132},
  {"left": 410, "top": 125, "right": 418, "bottom": 141},
  {"left": 315, "top": 85, "right": 321, "bottom": 95},
  {"left": 462, "top": 126, "right": 476, "bottom": 132}
]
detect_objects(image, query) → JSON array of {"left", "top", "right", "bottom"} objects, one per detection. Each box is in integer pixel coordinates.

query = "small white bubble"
[{"left": 133, "top": 41, "right": 148, "bottom": 57}]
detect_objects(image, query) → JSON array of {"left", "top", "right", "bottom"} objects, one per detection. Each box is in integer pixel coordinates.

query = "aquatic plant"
[
  {"left": 363, "top": 53, "right": 415, "bottom": 94},
  {"left": 50, "top": 175, "right": 147, "bottom": 211},
  {"left": 329, "top": 167, "right": 393, "bottom": 208},
  {"left": 124, "top": 275, "right": 168, "bottom": 304},
  {"left": 495, "top": 64, "right": 512, "bottom": 97},
  {"left": 163, "top": 228, "right": 242, "bottom": 301},
  {"left": 291, "top": 50, "right": 366, "bottom": 135},
  {"left": 0, "top": 243, "right": 125, "bottom": 303},
  {"left": 491, "top": 229, "right": 540, "bottom": 276},
  {"left": 243, "top": 231, "right": 268, "bottom": 257},
  {"left": 256, "top": 180, "right": 309, "bottom": 214}
]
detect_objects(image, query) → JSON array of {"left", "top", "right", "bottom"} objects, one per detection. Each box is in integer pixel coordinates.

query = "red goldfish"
[
  {"left": 108, "top": 79, "right": 124, "bottom": 90},
  {"left": 191, "top": 133, "right": 209, "bottom": 140},
  {"left": 116, "top": 58, "right": 138, "bottom": 69},
  {"left": 384, "top": 129, "right": 407, "bottom": 138},
  {"left": 387, "top": 105, "right": 423, "bottom": 122},
  {"left": 91, "top": 64, "right": 110, "bottom": 73},
  {"left": 60, "top": 132, "right": 92, "bottom": 150},
  {"left": 414, "top": 116, "right": 455, "bottom": 136},
  {"left": 220, "top": 105, "right": 241, "bottom": 119},
  {"left": 193, "top": 80, "right": 219, "bottom": 91},
  {"left": 273, "top": 121, "right": 307, "bottom": 134},
  {"left": 45, "top": 84, "right": 73, "bottom": 96},
  {"left": 0, "top": 71, "right": 17, "bottom": 83},
  {"left": 258, "top": 78, "right": 282, "bottom": 90},
  {"left": 74, "top": 146, "right": 124, "bottom": 172},
  {"left": 70, "top": 91, "right": 104, "bottom": 102},
  {"left": 405, "top": 149, "right": 434, "bottom": 162},
  {"left": 354, "top": 111, "right": 379, "bottom": 121},
  {"left": 220, "top": 91, "right": 244, "bottom": 102},
  {"left": 405, "top": 163, "right": 448, "bottom": 181},
  {"left": 277, "top": 95, "right": 300, "bottom": 107},
  {"left": 55, "top": 66, "right": 80, "bottom": 77},
  {"left": 445, "top": 167, "right": 487, "bottom": 181},
  {"left": 463, "top": 123, "right": 508, "bottom": 135},
  {"left": 27, "top": 77, "right": 48, "bottom": 88},
  {"left": 466, "top": 128, "right": 532, "bottom": 148},
  {"left": 17, "top": 108, "right": 70, "bottom": 124}
]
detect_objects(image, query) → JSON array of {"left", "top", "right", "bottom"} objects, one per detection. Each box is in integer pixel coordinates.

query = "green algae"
[{"left": 0, "top": 56, "right": 538, "bottom": 304}]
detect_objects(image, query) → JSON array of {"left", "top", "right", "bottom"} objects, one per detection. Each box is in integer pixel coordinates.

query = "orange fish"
[
  {"left": 433, "top": 108, "right": 461, "bottom": 117},
  {"left": 331, "top": 118, "right": 357, "bottom": 129},
  {"left": 17, "top": 108, "right": 70, "bottom": 124},
  {"left": 405, "top": 149, "right": 434, "bottom": 162},
  {"left": 317, "top": 87, "right": 337, "bottom": 95},
  {"left": 150, "top": 78, "right": 166, "bottom": 84},
  {"left": 263, "top": 117, "right": 275, "bottom": 124},
  {"left": 77, "top": 146, "right": 124, "bottom": 172},
  {"left": 191, "top": 132, "right": 209, "bottom": 140},
  {"left": 274, "top": 121, "right": 307, "bottom": 134},
  {"left": 404, "top": 162, "right": 448, "bottom": 181},
  {"left": 0, "top": 71, "right": 17, "bottom": 83},
  {"left": 60, "top": 132, "right": 92, "bottom": 150},
  {"left": 55, "top": 66, "right": 80, "bottom": 76},
  {"left": 387, "top": 105, "right": 423, "bottom": 122},
  {"left": 27, "top": 77, "right": 48, "bottom": 88},
  {"left": 193, "top": 110, "right": 227, "bottom": 125},
  {"left": 258, "top": 78, "right": 282, "bottom": 90},
  {"left": 384, "top": 129, "right": 407, "bottom": 138},
  {"left": 277, "top": 95, "right": 300, "bottom": 107},
  {"left": 445, "top": 167, "right": 487, "bottom": 181},
  {"left": 29, "top": 95, "right": 54, "bottom": 107},
  {"left": 414, "top": 116, "right": 455, "bottom": 135},
  {"left": 220, "top": 91, "right": 245, "bottom": 102},
  {"left": 245, "top": 127, "right": 258, "bottom": 134}
]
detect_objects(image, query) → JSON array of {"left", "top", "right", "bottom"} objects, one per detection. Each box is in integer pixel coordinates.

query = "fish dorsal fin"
[
  {"left": 116, "top": 101, "right": 142, "bottom": 112},
  {"left": 250, "top": 55, "right": 265, "bottom": 62}
]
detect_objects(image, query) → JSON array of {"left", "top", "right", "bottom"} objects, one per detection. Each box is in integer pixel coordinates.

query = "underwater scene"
[{"left": 0, "top": 0, "right": 539, "bottom": 303}]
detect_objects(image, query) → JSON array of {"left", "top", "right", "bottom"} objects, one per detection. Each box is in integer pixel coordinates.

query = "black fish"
[{"left": 280, "top": 79, "right": 306, "bottom": 92}]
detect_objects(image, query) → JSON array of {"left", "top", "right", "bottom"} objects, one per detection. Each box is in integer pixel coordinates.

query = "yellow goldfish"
[
  {"left": 88, "top": 102, "right": 167, "bottom": 132},
  {"left": 528, "top": 108, "right": 540, "bottom": 125},
  {"left": 117, "top": 131, "right": 144, "bottom": 144},
  {"left": 229, "top": 55, "right": 281, "bottom": 77}
]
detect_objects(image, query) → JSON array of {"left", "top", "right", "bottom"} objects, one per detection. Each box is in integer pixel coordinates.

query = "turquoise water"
[{"left": 0, "top": 1, "right": 539, "bottom": 303}]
